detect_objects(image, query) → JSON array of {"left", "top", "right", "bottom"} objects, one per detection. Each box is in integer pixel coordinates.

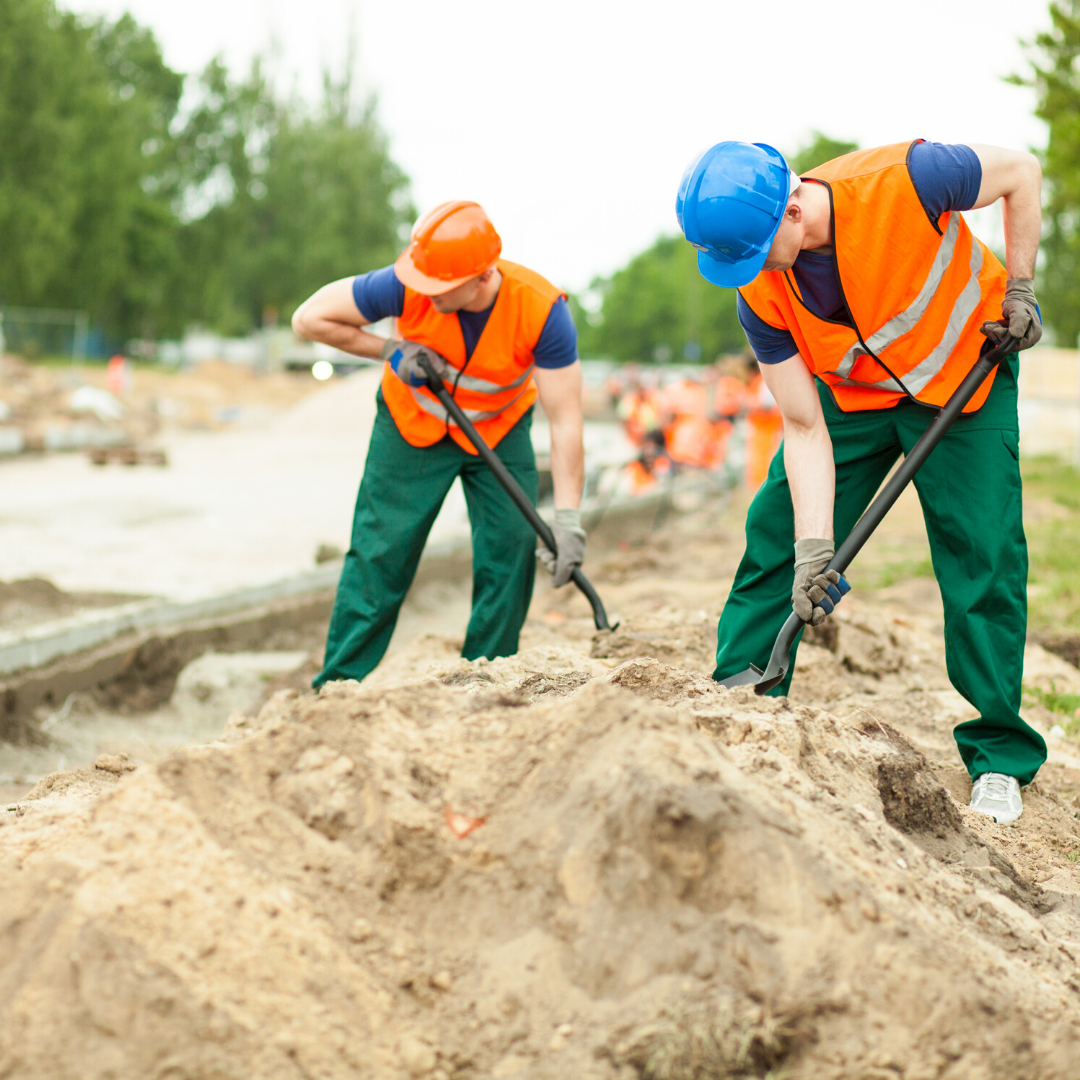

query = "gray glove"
[
  {"left": 792, "top": 538, "right": 842, "bottom": 626},
  {"left": 380, "top": 338, "right": 451, "bottom": 387},
  {"left": 981, "top": 278, "right": 1042, "bottom": 351},
  {"left": 538, "top": 509, "right": 586, "bottom": 588}
]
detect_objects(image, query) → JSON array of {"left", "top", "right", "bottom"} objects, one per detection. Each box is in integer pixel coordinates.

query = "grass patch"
[
  {"left": 866, "top": 556, "right": 935, "bottom": 591},
  {"left": 1022, "top": 684, "right": 1080, "bottom": 736},
  {"left": 1022, "top": 457, "right": 1080, "bottom": 632}
]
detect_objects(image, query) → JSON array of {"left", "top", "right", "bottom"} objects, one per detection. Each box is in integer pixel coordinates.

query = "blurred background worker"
[
  {"left": 678, "top": 138, "right": 1045, "bottom": 824},
  {"left": 292, "top": 201, "right": 586, "bottom": 686}
]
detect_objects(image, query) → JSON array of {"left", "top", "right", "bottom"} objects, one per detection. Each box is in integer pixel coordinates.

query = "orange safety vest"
[
  {"left": 739, "top": 142, "right": 1007, "bottom": 414},
  {"left": 380, "top": 259, "right": 565, "bottom": 452}
]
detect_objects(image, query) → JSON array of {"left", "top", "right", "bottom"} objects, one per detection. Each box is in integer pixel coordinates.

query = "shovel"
[
  {"left": 416, "top": 353, "right": 615, "bottom": 631},
  {"left": 718, "top": 333, "right": 1019, "bottom": 693}
]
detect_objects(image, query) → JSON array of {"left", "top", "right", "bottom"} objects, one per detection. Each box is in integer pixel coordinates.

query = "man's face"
[
  {"left": 430, "top": 275, "right": 485, "bottom": 313},
  {"left": 761, "top": 201, "right": 803, "bottom": 274}
]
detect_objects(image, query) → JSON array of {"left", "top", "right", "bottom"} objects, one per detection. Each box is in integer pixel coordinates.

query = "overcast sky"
[{"left": 66, "top": 0, "right": 1051, "bottom": 293}]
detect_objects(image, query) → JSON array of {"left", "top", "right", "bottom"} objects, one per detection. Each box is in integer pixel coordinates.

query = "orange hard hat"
[{"left": 394, "top": 201, "right": 502, "bottom": 295}]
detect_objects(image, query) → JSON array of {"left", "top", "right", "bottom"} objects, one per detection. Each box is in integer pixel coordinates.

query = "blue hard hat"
[{"left": 676, "top": 142, "right": 793, "bottom": 288}]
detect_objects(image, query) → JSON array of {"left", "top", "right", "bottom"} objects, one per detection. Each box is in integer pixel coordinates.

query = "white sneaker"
[{"left": 969, "top": 772, "right": 1023, "bottom": 825}]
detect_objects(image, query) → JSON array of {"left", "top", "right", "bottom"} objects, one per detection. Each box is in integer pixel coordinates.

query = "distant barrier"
[
  {"left": 1017, "top": 348, "right": 1080, "bottom": 463},
  {"left": 0, "top": 307, "right": 89, "bottom": 360}
]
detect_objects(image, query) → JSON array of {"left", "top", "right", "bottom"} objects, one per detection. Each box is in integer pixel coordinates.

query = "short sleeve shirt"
[{"left": 352, "top": 265, "right": 578, "bottom": 368}]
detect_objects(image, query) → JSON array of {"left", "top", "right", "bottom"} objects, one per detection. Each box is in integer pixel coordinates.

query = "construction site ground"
[{"left": 2, "top": 447, "right": 1080, "bottom": 1078}]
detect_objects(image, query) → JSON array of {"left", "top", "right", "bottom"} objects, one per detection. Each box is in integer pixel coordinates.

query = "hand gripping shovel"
[
  {"left": 415, "top": 353, "right": 615, "bottom": 631},
  {"left": 718, "top": 333, "right": 1019, "bottom": 694}
]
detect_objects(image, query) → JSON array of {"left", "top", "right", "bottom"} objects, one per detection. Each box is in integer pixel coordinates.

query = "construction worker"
[
  {"left": 677, "top": 140, "right": 1043, "bottom": 824},
  {"left": 292, "top": 201, "right": 585, "bottom": 686},
  {"left": 743, "top": 363, "right": 783, "bottom": 492}
]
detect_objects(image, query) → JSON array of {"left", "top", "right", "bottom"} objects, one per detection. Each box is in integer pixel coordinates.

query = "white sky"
[{"left": 66, "top": 0, "right": 1050, "bottom": 293}]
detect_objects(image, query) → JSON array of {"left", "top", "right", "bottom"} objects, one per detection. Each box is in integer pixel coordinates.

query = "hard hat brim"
[
  {"left": 696, "top": 246, "right": 771, "bottom": 289},
  {"left": 394, "top": 249, "right": 480, "bottom": 296}
]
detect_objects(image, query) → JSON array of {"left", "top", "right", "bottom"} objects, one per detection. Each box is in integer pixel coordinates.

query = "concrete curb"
[
  {"left": 0, "top": 478, "right": 723, "bottom": 682},
  {"left": 0, "top": 565, "right": 341, "bottom": 678}
]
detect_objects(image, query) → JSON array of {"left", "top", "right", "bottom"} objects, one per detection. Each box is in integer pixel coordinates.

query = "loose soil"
[{"left": 1, "top": 496, "right": 1079, "bottom": 1079}]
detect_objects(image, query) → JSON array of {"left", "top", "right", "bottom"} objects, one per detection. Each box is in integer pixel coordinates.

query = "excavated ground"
[{"left": 1, "top": 495, "right": 1079, "bottom": 1080}]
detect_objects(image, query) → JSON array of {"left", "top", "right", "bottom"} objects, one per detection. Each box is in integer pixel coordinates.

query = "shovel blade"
[{"left": 716, "top": 664, "right": 764, "bottom": 689}]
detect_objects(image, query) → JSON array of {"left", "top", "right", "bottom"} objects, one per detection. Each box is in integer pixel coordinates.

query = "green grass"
[
  {"left": 1021, "top": 457, "right": 1080, "bottom": 632},
  {"left": 1022, "top": 684, "right": 1080, "bottom": 736},
  {"left": 867, "top": 556, "right": 935, "bottom": 590}
]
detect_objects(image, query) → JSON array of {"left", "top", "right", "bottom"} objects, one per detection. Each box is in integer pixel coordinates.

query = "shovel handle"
[
  {"left": 415, "top": 353, "right": 615, "bottom": 631},
  {"left": 725, "top": 333, "right": 1019, "bottom": 694}
]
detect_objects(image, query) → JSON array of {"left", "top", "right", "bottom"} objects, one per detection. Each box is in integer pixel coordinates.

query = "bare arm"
[
  {"left": 291, "top": 278, "right": 387, "bottom": 358},
  {"left": 535, "top": 361, "right": 584, "bottom": 510},
  {"left": 759, "top": 354, "right": 834, "bottom": 540},
  {"left": 969, "top": 144, "right": 1042, "bottom": 279}
]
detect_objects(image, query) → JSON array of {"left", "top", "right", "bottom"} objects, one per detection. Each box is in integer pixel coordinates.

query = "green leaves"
[
  {"left": 0, "top": 0, "right": 411, "bottom": 343},
  {"left": 1013, "top": 1, "right": 1080, "bottom": 346},
  {"left": 574, "top": 236, "right": 744, "bottom": 364}
]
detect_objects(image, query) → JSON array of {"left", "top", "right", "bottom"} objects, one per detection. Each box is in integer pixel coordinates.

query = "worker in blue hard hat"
[{"left": 677, "top": 139, "right": 1044, "bottom": 826}]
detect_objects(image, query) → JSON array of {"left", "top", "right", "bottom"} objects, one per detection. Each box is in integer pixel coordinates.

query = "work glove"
[
  {"left": 980, "top": 278, "right": 1042, "bottom": 351},
  {"left": 538, "top": 509, "right": 586, "bottom": 588},
  {"left": 380, "top": 338, "right": 451, "bottom": 387},
  {"left": 792, "top": 538, "right": 848, "bottom": 626}
]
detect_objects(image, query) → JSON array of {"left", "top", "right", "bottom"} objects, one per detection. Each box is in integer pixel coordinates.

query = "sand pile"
[{"left": 1, "top": 607, "right": 1079, "bottom": 1079}]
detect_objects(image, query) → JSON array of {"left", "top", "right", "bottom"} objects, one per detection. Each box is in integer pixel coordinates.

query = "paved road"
[{"left": 0, "top": 368, "right": 471, "bottom": 601}]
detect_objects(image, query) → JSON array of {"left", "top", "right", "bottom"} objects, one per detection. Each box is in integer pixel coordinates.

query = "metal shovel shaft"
[
  {"left": 719, "top": 334, "right": 1019, "bottom": 693},
  {"left": 415, "top": 354, "right": 614, "bottom": 631}
]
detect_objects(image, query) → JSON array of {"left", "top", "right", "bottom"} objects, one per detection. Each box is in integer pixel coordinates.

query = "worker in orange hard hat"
[{"left": 293, "top": 201, "right": 586, "bottom": 687}]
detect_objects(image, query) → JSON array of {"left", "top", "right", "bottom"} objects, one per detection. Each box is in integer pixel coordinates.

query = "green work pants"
[
  {"left": 714, "top": 358, "right": 1047, "bottom": 786},
  {"left": 314, "top": 390, "right": 538, "bottom": 688}
]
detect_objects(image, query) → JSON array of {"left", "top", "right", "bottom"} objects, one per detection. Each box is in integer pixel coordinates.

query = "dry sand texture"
[{"left": 2, "top": 501, "right": 1080, "bottom": 1079}]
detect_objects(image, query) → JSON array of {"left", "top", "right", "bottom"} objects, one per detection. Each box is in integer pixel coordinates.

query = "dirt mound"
[{"left": 1, "top": 629, "right": 1079, "bottom": 1079}]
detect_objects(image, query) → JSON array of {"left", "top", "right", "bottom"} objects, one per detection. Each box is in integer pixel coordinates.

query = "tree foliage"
[
  {"left": 574, "top": 237, "right": 744, "bottom": 363},
  {"left": 0, "top": 0, "right": 411, "bottom": 344},
  {"left": 789, "top": 132, "right": 858, "bottom": 173},
  {"left": 1012, "top": 1, "right": 1080, "bottom": 345},
  {"left": 575, "top": 133, "right": 859, "bottom": 363}
]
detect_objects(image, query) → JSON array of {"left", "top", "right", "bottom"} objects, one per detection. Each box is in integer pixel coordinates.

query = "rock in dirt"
[{"left": 0, "top": 638, "right": 1078, "bottom": 1079}]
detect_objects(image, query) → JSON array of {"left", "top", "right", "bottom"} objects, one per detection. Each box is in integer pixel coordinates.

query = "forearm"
[
  {"left": 296, "top": 318, "right": 387, "bottom": 359},
  {"left": 970, "top": 145, "right": 1042, "bottom": 279},
  {"left": 1001, "top": 186, "right": 1041, "bottom": 280},
  {"left": 292, "top": 278, "right": 387, "bottom": 359},
  {"left": 783, "top": 421, "right": 835, "bottom": 540},
  {"left": 548, "top": 414, "right": 584, "bottom": 509}
]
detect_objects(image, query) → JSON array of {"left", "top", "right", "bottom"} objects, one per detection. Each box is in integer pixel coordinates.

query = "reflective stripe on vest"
[
  {"left": 826, "top": 211, "right": 985, "bottom": 395},
  {"left": 409, "top": 367, "right": 535, "bottom": 424},
  {"left": 432, "top": 362, "right": 536, "bottom": 397}
]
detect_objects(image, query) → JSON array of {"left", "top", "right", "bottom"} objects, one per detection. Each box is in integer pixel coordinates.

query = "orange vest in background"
[
  {"left": 380, "top": 259, "right": 565, "bottom": 453},
  {"left": 739, "top": 142, "right": 1006, "bottom": 414}
]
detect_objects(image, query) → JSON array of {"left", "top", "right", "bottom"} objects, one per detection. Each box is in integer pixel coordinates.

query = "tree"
[
  {"left": 575, "top": 237, "right": 743, "bottom": 363},
  {"left": 0, "top": 2, "right": 182, "bottom": 338},
  {"left": 575, "top": 133, "right": 859, "bottom": 363},
  {"left": 1011, "top": 1, "right": 1080, "bottom": 346},
  {"left": 789, "top": 132, "right": 858, "bottom": 173},
  {"left": 0, "top": 2, "right": 412, "bottom": 344},
  {"left": 165, "top": 57, "right": 413, "bottom": 336}
]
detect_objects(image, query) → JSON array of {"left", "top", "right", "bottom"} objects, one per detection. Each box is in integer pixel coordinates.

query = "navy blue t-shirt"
[
  {"left": 738, "top": 142, "right": 983, "bottom": 364},
  {"left": 353, "top": 265, "right": 578, "bottom": 368}
]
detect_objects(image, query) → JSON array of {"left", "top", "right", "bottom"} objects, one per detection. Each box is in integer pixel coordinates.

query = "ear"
[
  {"left": 477, "top": 268, "right": 495, "bottom": 284},
  {"left": 784, "top": 196, "right": 803, "bottom": 224}
]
